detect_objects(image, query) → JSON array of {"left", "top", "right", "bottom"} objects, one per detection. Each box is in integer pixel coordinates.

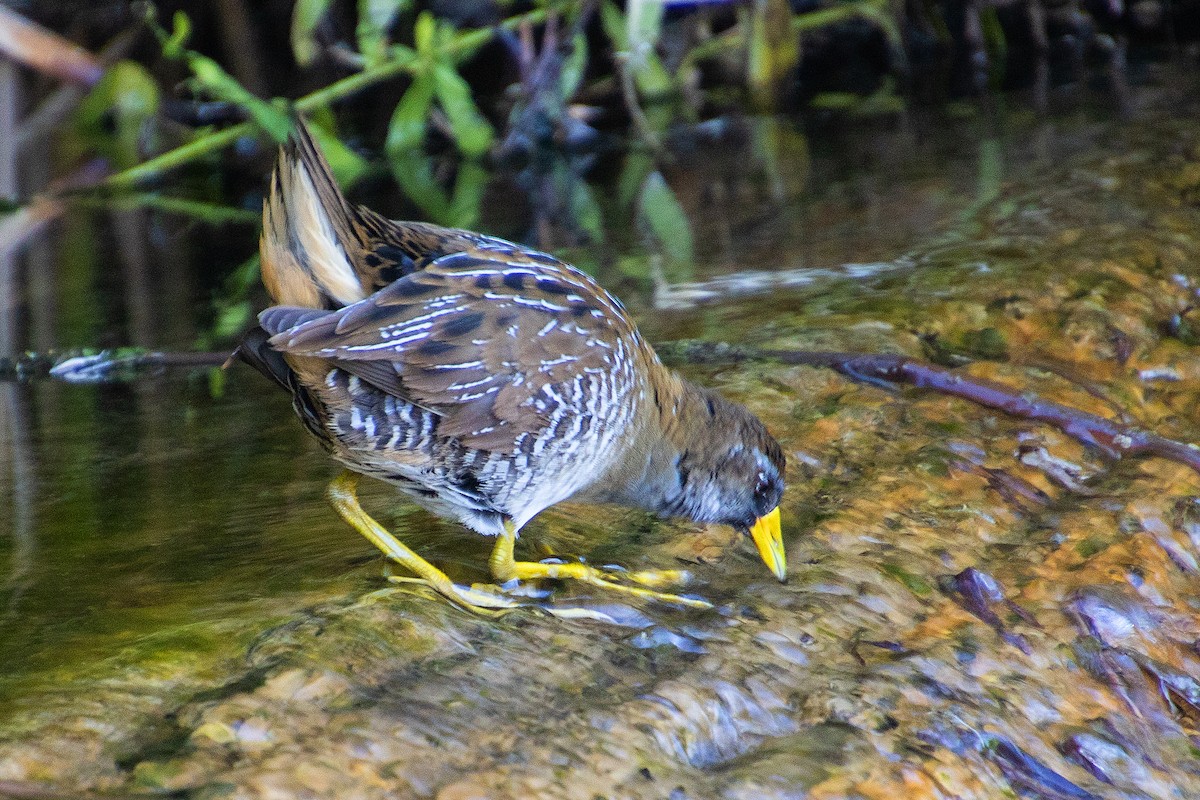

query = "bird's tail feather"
[{"left": 260, "top": 119, "right": 368, "bottom": 310}]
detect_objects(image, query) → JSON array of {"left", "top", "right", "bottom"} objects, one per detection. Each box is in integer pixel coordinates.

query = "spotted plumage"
[{"left": 239, "top": 120, "right": 786, "bottom": 611}]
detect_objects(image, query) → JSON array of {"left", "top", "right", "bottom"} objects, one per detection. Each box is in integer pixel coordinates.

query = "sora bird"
[{"left": 238, "top": 120, "right": 785, "bottom": 612}]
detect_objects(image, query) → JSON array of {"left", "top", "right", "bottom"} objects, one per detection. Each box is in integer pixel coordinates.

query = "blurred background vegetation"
[{"left": 0, "top": 0, "right": 1197, "bottom": 357}]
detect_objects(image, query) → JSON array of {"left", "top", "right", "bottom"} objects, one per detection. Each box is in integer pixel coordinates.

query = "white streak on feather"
[
  {"left": 432, "top": 360, "right": 484, "bottom": 371},
  {"left": 538, "top": 354, "right": 578, "bottom": 371},
  {"left": 286, "top": 164, "right": 364, "bottom": 305},
  {"left": 448, "top": 375, "right": 494, "bottom": 391},
  {"left": 512, "top": 296, "right": 570, "bottom": 312}
]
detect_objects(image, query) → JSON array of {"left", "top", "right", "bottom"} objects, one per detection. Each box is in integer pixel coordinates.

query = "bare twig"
[
  {"left": 0, "top": 348, "right": 231, "bottom": 383},
  {"left": 0, "top": 196, "right": 65, "bottom": 264},
  {"left": 766, "top": 350, "right": 1200, "bottom": 475},
  {"left": 0, "top": 6, "right": 103, "bottom": 86},
  {"left": 0, "top": 160, "right": 110, "bottom": 265}
]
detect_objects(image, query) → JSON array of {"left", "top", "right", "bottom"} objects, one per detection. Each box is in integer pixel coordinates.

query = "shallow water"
[{"left": 5, "top": 80, "right": 1200, "bottom": 798}]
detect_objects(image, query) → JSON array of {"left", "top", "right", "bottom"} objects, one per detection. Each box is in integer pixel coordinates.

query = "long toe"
[
  {"left": 518, "top": 561, "right": 712, "bottom": 609},
  {"left": 386, "top": 576, "right": 526, "bottom": 615},
  {"left": 603, "top": 565, "right": 693, "bottom": 589}
]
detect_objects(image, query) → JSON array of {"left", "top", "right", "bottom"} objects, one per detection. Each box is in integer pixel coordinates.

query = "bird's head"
[{"left": 668, "top": 387, "right": 787, "bottom": 580}]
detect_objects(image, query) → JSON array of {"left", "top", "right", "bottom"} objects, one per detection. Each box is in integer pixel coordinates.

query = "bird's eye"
[{"left": 754, "top": 472, "right": 769, "bottom": 499}]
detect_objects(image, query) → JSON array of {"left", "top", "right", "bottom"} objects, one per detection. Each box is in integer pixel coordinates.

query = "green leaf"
[
  {"left": 975, "top": 136, "right": 1003, "bottom": 208},
  {"left": 600, "top": 1, "right": 671, "bottom": 97},
  {"left": 447, "top": 161, "right": 488, "bottom": 229},
  {"left": 809, "top": 91, "right": 864, "bottom": 110},
  {"left": 227, "top": 253, "right": 261, "bottom": 294},
  {"left": 615, "top": 254, "right": 651, "bottom": 280},
  {"left": 600, "top": 2, "right": 629, "bottom": 49},
  {"left": 617, "top": 150, "right": 654, "bottom": 209},
  {"left": 291, "top": 0, "right": 333, "bottom": 66},
  {"left": 980, "top": 6, "right": 1007, "bottom": 89},
  {"left": 186, "top": 55, "right": 291, "bottom": 141},
  {"left": 197, "top": 254, "right": 260, "bottom": 349},
  {"left": 413, "top": 11, "right": 436, "bottom": 58},
  {"left": 433, "top": 63, "right": 493, "bottom": 158},
  {"left": 749, "top": 116, "right": 801, "bottom": 202},
  {"left": 162, "top": 11, "right": 191, "bottom": 59},
  {"left": 879, "top": 562, "right": 934, "bottom": 596},
  {"left": 357, "top": 0, "right": 408, "bottom": 66},
  {"left": 390, "top": 152, "right": 450, "bottom": 222},
  {"left": 212, "top": 299, "right": 252, "bottom": 340},
  {"left": 626, "top": 0, "right": 663, "bottom": 54},
  {"left": 852, "top": 1, "right": 904, "bottom": 49},
  {"left": 625, "top": 0, "right": 671, "bottom": 97},
  {"left": 307, "top": 123, "right": 368, "bottom": 187},
  {"left": 207, "top": 365, "right": 227, "bottom": 399},
  {"left": 80, "top": 193, "right": 259, "bottom": 223},
  {"left": 791, "top": 1, "right": 902, "bottom": 51},
  {"left": 77, "top": 61, "right": 161, "bottom": 168},
  {"left": 77, "top": 61, "right": 160, "bottom": 128},
  {"left": 390, "top": 156, "right": 487, "bottom": 229},
  {"left": 386, "top": 73, "right": 435, "bottom": 156},
  {"left": 569, "top": 176, "right": 605, "bottom": 245},
  {"left": 637, "top": 171, "right": 693, "bottom": 266},
  {"left": 747, "top": 0, "right": 800, "bottom": 110},
  {"left": 150, "top": 7, "right": 289, "bottom": 142},
  {"left": 559, "top": 33, "right": 588, "bottom": 102}
]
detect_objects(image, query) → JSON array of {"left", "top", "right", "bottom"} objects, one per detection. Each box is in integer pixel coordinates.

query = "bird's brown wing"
[{"left": 261, "top": 247, "right": 639, "bottom": 452}]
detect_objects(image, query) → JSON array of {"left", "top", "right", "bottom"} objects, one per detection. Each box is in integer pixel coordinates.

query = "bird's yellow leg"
[
  {"left": 488, "top": 521, "right": 712, "bottom": 609},
  {"left": 327, "top": 471, "right": 521, "bottom": 613}
]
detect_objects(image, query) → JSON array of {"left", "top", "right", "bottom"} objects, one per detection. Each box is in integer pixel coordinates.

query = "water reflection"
[
  {"left": 0, "top": 378, "right": 355, "bottom": 699},
  {"left": 0, "top": 382, "right": 34, "bottom": 628}
]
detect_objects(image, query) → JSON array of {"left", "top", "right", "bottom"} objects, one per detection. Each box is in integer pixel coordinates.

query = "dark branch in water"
[
  {"left": 944, "top": 567, "right": 1038, "bottom": 655},
  {"left": 763, "top": 350, "right": 1200, "bottom": 476},
  {"left": 983, "top": 734, "right": 1100, "bottom": 800},
  {"left": 0, "top": 350, "right": 231, "bottom": 383},
  {"left": 767, "top": 350, "right": 1200, "bottom": 476},
  {"left": 658, "top": 341, "right": 1200, "bottom": 477},
  {"left": 12, "top": 344, "right": 1200, "bottom": 479}
]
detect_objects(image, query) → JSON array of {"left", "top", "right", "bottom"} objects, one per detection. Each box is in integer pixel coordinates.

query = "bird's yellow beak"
[{"left": 749, "top": 506, "right": 786, "bottom": 581}]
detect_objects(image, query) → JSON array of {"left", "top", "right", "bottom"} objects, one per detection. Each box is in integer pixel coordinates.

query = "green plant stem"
[
  {"left": 102, "top": 6, "right": 551, "bottom": 190},
  {"left": 70, "top": 193, "right": 260, "bottom": 223},
  {"left": 794, "top": 2, "right": 901, "bottom": 47},
  {"left": 102, "top": 120, "right": 245, "bottom": 189}
]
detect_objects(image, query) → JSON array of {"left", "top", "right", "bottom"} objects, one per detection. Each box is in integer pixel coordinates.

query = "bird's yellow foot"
[
  {"left": 513, "top": 559, "right": 711, "bottom": 609},
  {"left": 590, "top": 562, "right": 693, "bottom": 589},
  {"left": 329, "top": 471, "right": 523, "bottom": 616},
  {"left": 490, "top": 522, "right": 712, "bottom": 609}
]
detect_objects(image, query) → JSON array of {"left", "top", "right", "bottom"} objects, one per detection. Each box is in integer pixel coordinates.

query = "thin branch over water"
[{"left": 765, "top": 350, "right": 1200, "bottom": 476}]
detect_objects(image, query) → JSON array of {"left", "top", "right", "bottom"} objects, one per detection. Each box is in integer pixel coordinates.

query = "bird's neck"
[{"left": 578, "top": 364, "right": 707, "bottom": 517}]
